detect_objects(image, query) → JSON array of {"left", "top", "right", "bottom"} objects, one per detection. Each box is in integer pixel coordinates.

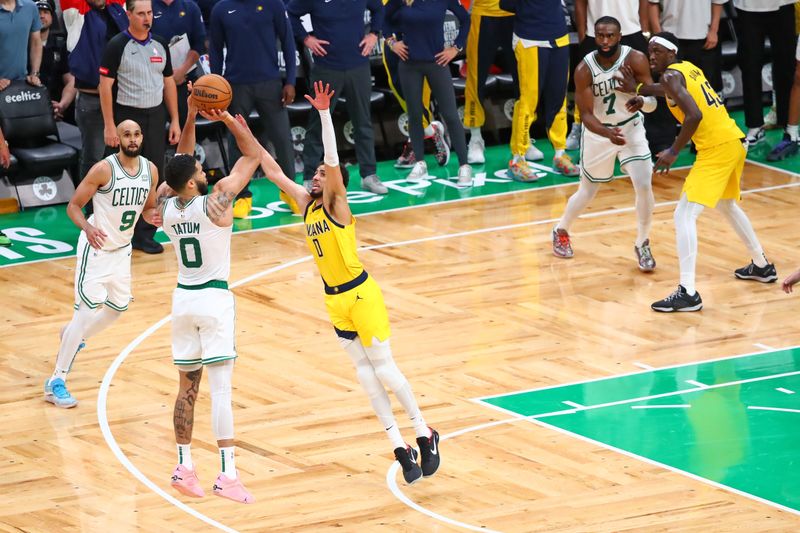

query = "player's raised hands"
[{"left": 304, "top": 81, "right": 335, "bottom": 111}]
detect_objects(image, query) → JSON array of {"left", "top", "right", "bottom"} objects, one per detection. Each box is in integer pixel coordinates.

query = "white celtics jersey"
[
  {"left": 162, "top": 195, "right": 232, "bottom": 286},
  {"left": 90, "top": 154, "right": 152, "bottom": 250},
  {"left": 584, "top": 45, "right": 637, "bottom": 126}
]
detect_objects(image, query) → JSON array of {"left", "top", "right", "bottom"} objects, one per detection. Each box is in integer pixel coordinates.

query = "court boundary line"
[{"left": 96, "top": 171, "right": 800, "bottom": 531}]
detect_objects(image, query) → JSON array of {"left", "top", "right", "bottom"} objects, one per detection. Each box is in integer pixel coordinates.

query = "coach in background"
[
  {"left": 0, "top": 0, "right": 42, "bottom": 89},
  {"left": 37, "top": 0, "right": 77, "bottom": 123},
  {"left": 100, "top": 0, "right": 180, "bottom": 253},
  {"left": 61, "top": 0, "right": 128, "bottom": 192},
  {"left": 210, "top": 0, "right": 297, "bottom": 218},
  {"left": 287, "top": 0, "right": 388, "bottom": 195},
  {"left": 151, "top": 0, "right": 205, "bottom": 125}
]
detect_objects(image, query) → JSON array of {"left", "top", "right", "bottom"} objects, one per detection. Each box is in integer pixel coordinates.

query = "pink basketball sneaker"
[
  {"left": 212, "top": 474, "right": 254, "bottom": 504},
  {"left": 171, "top": 465, "right": 205, "bottom": 498}
]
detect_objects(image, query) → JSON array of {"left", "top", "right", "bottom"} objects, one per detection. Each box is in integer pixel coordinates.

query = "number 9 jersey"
[
  {"left": 665, "top": 61, "right": 744, "bottom": 151},
  {"left": 90, "top": 153, "right": 153, "bottom": 250}
]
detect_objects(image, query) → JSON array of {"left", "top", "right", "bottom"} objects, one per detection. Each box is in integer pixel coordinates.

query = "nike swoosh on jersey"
[{"left": 228, "top": 9, "right": 236, "bottom": 13}]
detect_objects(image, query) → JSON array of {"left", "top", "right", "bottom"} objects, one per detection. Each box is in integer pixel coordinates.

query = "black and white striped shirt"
[{"left": 100, "top": 30, "right": 174, "bottom": 109}]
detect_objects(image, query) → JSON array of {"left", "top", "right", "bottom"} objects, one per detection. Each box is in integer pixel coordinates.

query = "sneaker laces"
[
  {"left": 638, "top": 243, "right": 653, "bottom": 260},
  {"left": 557, "top": 232, "right": 570, "bottom": 247},
  {"left": 51, "top": 381, "right": 70, "bottom": 399},
  {"left": 663, "top": 287, "right": 683, "bottom": 303}
]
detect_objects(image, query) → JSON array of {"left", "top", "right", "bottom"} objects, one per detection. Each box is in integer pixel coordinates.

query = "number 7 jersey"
[
  {"left": 665, "top": 61, "right": 744, "bottom": 150},
  {"left": 162, "top": 195, "right": 232, "bottom": 285}
]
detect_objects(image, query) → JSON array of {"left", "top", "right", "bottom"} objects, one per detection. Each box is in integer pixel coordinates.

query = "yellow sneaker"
[
  {"left": 232, "top": 197, "right": 252, "bottom": 219},
  {"left": 280, "top": 191, "right": 301, "bottom": 215}
]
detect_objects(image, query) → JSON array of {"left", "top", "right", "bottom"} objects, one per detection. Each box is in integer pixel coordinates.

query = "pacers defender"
[
  {"left": 622, "top": 32, "right": 777, "bottom": 312},
  {"left": 160, "top": 96, "right": 261, "bottom": 503},
  {"left": 552, "top": 17, "right": 657, "bottom": 271},
  {"left": 45, "top": 120, "right": 160, "bottom": 408},
  {"left": 254, "top": 81, "right": 440, "bottom": 485}
]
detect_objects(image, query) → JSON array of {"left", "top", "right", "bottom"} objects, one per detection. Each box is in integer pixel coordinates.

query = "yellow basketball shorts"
[
  {"left": 682, "top": 139, "right": 745, "bottom": 208},
  {"left": 324, "top": 275, "right": 391, "bottom": 347}
]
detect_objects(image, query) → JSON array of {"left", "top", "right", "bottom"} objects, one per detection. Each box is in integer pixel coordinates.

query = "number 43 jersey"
[
  {"left": 665, "top": 61, "right": 744, "bottom": 151},
  {"left": 90, "top": 154, "right": 152, "bottom": 250},
  {"left": 162, "top": 195, "right": 232, "bottom": 285}
]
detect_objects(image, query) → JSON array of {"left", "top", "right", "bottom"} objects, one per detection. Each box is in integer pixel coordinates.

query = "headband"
[{"left": 650, "top": 36, "right": 679, "bottom": 53}]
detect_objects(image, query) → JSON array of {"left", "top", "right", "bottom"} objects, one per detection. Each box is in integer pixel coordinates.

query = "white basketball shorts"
[
  {"left": 580, "top": 114, "right": 651, "bottom": 183},
  {"left": 74, "top": 232, "right": 132, "bottom": 311},
  {"left": 171, "top": 286, "right": 237, "bottom": 367}
]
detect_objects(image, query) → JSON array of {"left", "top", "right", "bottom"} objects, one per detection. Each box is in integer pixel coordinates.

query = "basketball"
[{"left": 191, "top": 74, "right": 232, "bottom": 112}]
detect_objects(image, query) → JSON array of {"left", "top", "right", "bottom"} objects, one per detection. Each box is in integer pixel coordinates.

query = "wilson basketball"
[{"left": 191, "top": 74, "right": 232, "bottom": 112}]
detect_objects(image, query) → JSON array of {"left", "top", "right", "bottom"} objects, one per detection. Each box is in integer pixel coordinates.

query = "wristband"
[
  {"left": 668, "top": 146, "right": 678, "bottom": 156},
  {"left": 635, "top": 82, "right": 644, "bottom": 95}
]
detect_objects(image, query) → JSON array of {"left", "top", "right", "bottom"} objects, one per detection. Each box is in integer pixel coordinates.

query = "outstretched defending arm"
[{"left": 305, "top": 81, "right": 352, "bottom": 225}]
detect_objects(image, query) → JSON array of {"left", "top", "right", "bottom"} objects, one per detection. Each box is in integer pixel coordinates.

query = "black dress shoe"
[{"left": 132, "top": 238, "right": 164, "bottom": 254}]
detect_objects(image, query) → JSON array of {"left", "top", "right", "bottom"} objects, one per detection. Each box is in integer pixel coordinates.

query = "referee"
[{"left": 99, "top": 0, "right": 180, "bottom": 254}]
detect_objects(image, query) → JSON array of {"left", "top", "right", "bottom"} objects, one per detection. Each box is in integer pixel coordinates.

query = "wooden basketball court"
[{"left": 3, "top": 161, "right": 800, "bottom": 531}]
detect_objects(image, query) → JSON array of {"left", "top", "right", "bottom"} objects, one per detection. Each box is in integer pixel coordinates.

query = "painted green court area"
[{"left": 479, "top": 348, "right": 800, "bottom": 514}]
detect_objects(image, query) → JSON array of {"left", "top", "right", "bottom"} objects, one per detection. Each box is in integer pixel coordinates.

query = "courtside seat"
[{"left": 0, "top": 81, "right": 78, "bottom": 179}]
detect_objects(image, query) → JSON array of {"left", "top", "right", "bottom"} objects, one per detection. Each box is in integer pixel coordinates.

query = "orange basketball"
[{"left": 191, "top": 74, "right": 232, "bottom": 112}]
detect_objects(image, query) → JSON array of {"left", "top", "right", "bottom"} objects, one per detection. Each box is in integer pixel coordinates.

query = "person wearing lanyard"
[
  {"left": 384, "top": 0, "right": 473, "bottom": 187},
  {"left": 99, "top": 0, "right": 181, "bottom": 254},
  {"left": 151, "top": 0, "right": 205, "bottom": 125}
]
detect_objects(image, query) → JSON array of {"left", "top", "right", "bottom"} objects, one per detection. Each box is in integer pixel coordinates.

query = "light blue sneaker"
[{"left": 44, "top": 378, "right": 78, "bottom": 408}]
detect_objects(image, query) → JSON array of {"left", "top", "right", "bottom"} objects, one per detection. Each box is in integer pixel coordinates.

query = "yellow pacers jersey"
[
  {"left": 472, "top": 0, "right": 513, "bottom": 18},
  {"left": 665, "top": 61, "right": 743, "bottom": 150},
  {"left": 304, "top": 202, "right": 364, "bottom": 287}
]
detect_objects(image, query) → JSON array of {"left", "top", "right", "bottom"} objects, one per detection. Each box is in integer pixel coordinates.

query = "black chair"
[{"left": 0, "top": 81, "right": 78, "bottom": 207}]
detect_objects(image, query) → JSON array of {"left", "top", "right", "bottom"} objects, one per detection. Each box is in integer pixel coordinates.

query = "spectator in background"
[
  {"left": 648, "top": 0, "right": 726, "bottom": 92},
  {"left": 384, "top": 0, "right": 473, "bottom": 186},
  {"left": 210, "top": 0, "right": 296, "bottom": 218},
  {"left": 766, "top": 29, "right": 800, "bottom": 161},
  {"left": 151, "top": 0, "right": 205, "bottom": 126},
  {"left": 570, "top": 0, "right": 651, "bottom": 151},
  {"left": 732, "top": 0, "right": 797, "bottom": 146},
  {"left": 463, "top": 0, "right": 547, "bottom": 165},
  {"left": 501, "top": 0, "right": 577, "bottom": 181},
  {"left": 0, "top": 125, "right": 11, "bottom": 247},
  {"left": 380, "top": 11, "right": 445, "bottom": 171},
  {"left": 99, "top": 0, "right": 181, "bottom": 254},
  {"left": 0, "top": 0, "right": 43, "bottom": 89},
  {"left": 288, "top": 0, "right": 388, "bottom": 195},
  {"left": 37, "top": 0, "right": 77, "bottom": 123},
  {"left": 61, "top": 0, "right": 128, "bottom": 194}
]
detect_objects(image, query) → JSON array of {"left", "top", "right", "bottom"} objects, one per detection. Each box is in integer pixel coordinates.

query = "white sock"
[
  {"left": 674, "top": 194, "right": 705, "bottom": 296},
  {"left": 220, "top": 447, "right": 237, "bottom": 480},
  {"left": 424, "top": 124, "right": 435, "bottom": 137},
  {"left": 715, "top": 199, "right": 768, "bottom": 267},
  {"left": 177, "top": 443, "right": 193, "bottom": 469},
  {"left": 470, "top": 127, "right": 482, "bottom": 141},
  {"left": 557, "top": 177, "right": 600, "bottom": 232},
  {"left": 625, "top": 159, "right": 655, "bottom": 247},
  {"left": 787, "top": 124, "right": 799, "bottom": 141},
  {"left": 554, "top": 149, "right": 565, "bottom": 158}
]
